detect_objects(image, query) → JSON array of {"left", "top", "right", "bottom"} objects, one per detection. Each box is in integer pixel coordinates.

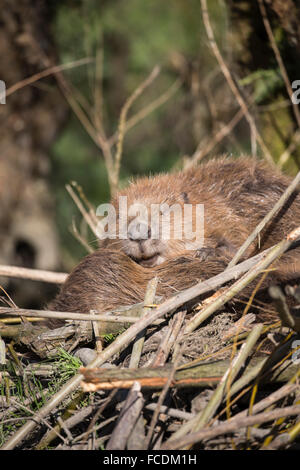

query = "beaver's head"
[{"left": 99, "top": 173, "right": 203, "bottom": 267}]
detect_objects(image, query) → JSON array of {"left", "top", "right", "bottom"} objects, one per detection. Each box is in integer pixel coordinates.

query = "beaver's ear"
[{"left": 181, "top": 192, "right": 189, "bottom": 203}]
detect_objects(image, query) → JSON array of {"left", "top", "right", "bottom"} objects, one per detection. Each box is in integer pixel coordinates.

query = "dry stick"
[
  {"left": 185, "top": 107, "right": 246, "bottom": 169},
  {"left": 66, "top": 183, "right": 98, "bottom": 238},
  {"left": 0, "top": 307, "right": 162, "bottom": 325},
  {"left": 193, "top": 324, "right": 263, "bottom": 431},
  {"left": 113, "top": 65, "right": 161, "bottom": 194},
  {"left": 3, "top": 229, "right": 300, "bottom": 450},
  {"left": 268, "top": 286, "right": 296, "bottom": 329},
  {"left": 81, "top": 355, "right": 298, "bottom": 391},
  {"left": 228, "top": 169, "right": 300, "bottom": 268},
  {"left": 8, "top": 399, "right": 67, "bottom": 446},
  {"left": 55, "top": 71, "right": 117, "bottom": 198},
  {"left": 278, "top": 130, "right": 300, "bottom": 169},
  {"left": 57, "top": 416, "right": 73, "bottom": 442},
  {"left": 2, "top": 58, "right": 93, "bottom": 100},
  {"left": 144, "top": 313, "right": 186, "bottom": 448},
  {"left": 144, "top": 358, "right": 180, "bottom": 449},
  {"left": 77, "top": 390, "right": 118, "bottom": 448},
  {"left": 108, "top": 78, "right": 182, "bottom": 147},
  {"left": 161, "top": 405, "right": 300, "bottom": 450},
  {"left": 184, "top": 227, "right": 300, "bottom": 335},
  {"left": 0, "top": 265, "right": 67, "bottom": 284},
  {"left": 90, "top": 310, "right": 102, "bottom": 353},
  {"left": 257, "top": 0, "right": 300, "bottom": 130},
  {"left": 71, "top": 181, "right": 98, "bottom": 227},
  {"left": 151, "top": 311, "right": 186, "bottom": 368},
  {"left": 106, "top": 381, "right": 145, "bottom": 450},
  {"left": 173, "top": 324, "right": 264, "bottom": 446},
  {"left": 71, "top": 218, "right": 94, "bottom": 254},
  {"left": 169, "top": 335, "right": 298, "bottom": 441},
  {"left": 145, "top": 403, "right": 194, "bottom": 421},
  {"left": 174, "top": 341, "right": 300, "bottom": 438},
  {"left": 235, "top": 382, "right": 298, "bottom": 421},
  {"left": 200, "top": 0, "right": 274, "bottom": 164},
  {"left": 94, "top": 42, "right": 104, "bottom": 134},
  {"left": 129, "top": 277, "right": 158, "bottom": 369},
  {"left": 214, "top": 369, "right": 299, "bottom": 429},
  {"left": 92, "top": 45, "right": 116, "bottom": 193}
]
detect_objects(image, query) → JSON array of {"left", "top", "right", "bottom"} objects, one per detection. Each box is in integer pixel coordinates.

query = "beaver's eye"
[{"left": 181, "top": 192, "right": 189, "bottom": 203}]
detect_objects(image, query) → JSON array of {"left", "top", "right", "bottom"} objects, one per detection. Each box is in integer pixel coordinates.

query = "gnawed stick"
[{"left": 80, "top": 356, "right": 299, "bottom": 392}]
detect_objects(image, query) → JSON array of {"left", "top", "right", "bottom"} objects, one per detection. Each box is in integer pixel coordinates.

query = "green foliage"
[
  {"left": 239, "top": 68, "right": 283, "bottom": 104},
  {"left": 0, "top": 348, "right": 83, "bottom": 445},
  {"left": 48, "top": 348, "right": 82, "bottom": 393}
]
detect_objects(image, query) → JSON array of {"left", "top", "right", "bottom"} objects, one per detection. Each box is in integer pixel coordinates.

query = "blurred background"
[{"left": 0, "top": 0, "right": 300, "bottom": 308}]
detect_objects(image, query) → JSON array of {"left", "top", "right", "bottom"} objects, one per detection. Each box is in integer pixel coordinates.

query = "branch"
[{"left": 200, "top": 0, "right": 274, "bottom": 164}]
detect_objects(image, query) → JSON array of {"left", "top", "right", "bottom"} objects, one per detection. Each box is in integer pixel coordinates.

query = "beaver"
[
  {"left": 49, "top": 249, "right": 231, "bottom": 315},
  {"left": 48, "top": 247, "right": 297, "bottom": 325},
  {"left": 49, "top": 156, "right": 300, "bottom": 322},
  {"left": 101, "top": 156, "right": 300, "bottom": 280}
]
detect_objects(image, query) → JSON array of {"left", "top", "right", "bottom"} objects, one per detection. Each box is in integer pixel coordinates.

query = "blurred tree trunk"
[
  {"left": 0, "top": 0, "right": 67, "bottom": 307},
  {"left": 228, "top": 0, "right": 300, "bottom": 168}
]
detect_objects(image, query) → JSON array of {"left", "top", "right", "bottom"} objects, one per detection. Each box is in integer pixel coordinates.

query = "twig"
[
  {"left": 150, "top": 311, "right": 186, "bottom": 368},
  {"left": 236, "top": 382, "right": 298, "bottom": 421},
  {"left": 106, "top": 381, "right": 144, "bottom": 450},
  {"left": 113, "top": 66, "right": 161, "bottom": 194},
  {"left": 193, "top": 324, "right": 263, "bottom": 432},
  {"left": 71, "top": 218, "right": 94, "bottom": 254},
  {"left": 144, "top": 361, "right": 178, "bottom": 449},
  {"left": 164, "top": 325, "right": 264, "bottom": 444},
  {"left": 108, "top": 78, "right": 182, "bottom": 147},
  {"left": 257, "top": 0, "right": 300, "bottom": 130},
  {"left": 145, "top": 403, "right": 194, "bottom": 421},
  {"left": 268, "top": 286, "right": 295, "bottom": 329},
  {"left": 0, "top": 307, "right": 163, "bottom": 325},
  {"left": 8, "top": 399, "right": 67, "bottom": 445},
  {"left": 129, "top": 277, "right": 158, "bottom": 369},
  {"left": 66, "top": 183, "right": 98, "bottom": 237},
  {"left": 4, "top": 58, "right": 93, "bottom": 99},
  {"left": 278, "top": 130, "right": 300, "bottom": 169},
  {"left": 162, "top": 405, "right": 300, "bottom": 450},
  {"left": 71, "top": 181, "right": 98, "bottom": 227},
  {"left": 185, "top": 107, "right": 245, "bottom": 168},
  {"left": 0, "top": 265, "right": 67, "bottom": 284},
  {"left": 184, "top": 227, "right": 300, "bottom": 334},
  {"left": 90, "top": 310, "right": 102, "bottom": 353},
  {"left": 200, "top": 0, "right": 274, "bottom": 164}
]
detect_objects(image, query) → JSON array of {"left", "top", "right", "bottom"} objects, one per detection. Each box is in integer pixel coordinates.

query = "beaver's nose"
[{"left": 128, "top": 220, "right": 151, "bottom": 241}]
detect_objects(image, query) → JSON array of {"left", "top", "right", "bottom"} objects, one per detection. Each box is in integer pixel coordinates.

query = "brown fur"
[
  {"left": 48, "top": 246, "right": 296, "bottom": 323},
  {"left": 49, "top": 157, "right": 300, "bottom": 322},
  {"left": 102, "top": 156, "right": 300, "bottom": 277},
  {"left": 48, "top": 249, "right": 232, "bottom": 315}
]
